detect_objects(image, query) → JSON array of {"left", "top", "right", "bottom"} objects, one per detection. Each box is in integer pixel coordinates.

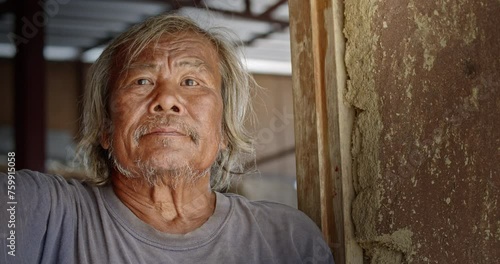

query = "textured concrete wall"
[{"left": 345, "top": 0, "right": 500, "bottom": 263}]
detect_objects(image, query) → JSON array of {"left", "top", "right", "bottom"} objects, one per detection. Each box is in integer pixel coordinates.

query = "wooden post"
[
  {"left": 13, "top": 0, "right": 46, "bottom": 171},
  {"left": 288, "top": 0, "right": 362, "bottom": 263}
]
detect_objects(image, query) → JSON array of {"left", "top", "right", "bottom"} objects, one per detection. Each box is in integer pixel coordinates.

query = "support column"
[
  {"left": 13, "top": 0, "right": 46, "bottom": 171},
  {"left": 288, "top": 0, "right": 362, "bottom": 263}
]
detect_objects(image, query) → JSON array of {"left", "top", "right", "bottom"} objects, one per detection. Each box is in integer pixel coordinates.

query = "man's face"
[{"left": 103, "top": 32, "right": 224, "bottom": 180}]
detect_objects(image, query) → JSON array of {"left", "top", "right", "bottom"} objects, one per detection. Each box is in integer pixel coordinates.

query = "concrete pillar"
[{"left": 346, "top": 0, "right": 500, "bottom": 262}]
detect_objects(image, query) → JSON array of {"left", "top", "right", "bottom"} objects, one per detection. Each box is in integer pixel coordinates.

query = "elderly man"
[{"left": 1, "top": 14, "right": 334, "bottom": 263}]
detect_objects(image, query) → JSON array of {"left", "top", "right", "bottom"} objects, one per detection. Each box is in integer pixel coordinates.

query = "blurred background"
[{"left": 0, "top": 0, "right": 298, "bottom": 207}]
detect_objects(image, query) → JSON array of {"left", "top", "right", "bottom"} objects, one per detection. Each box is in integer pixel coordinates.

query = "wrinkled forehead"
[{"left": 112, "top": 31, "right": 220, "bottom": 74}]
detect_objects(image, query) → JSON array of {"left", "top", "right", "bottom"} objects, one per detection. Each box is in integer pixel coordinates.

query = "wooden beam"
[
  {"left": 289, "top": 0, "right": 320, "bottom": 228},
  {"left": 13, "top": 0, "right": 46, "bottom": 171},
  {"left": 288, "top": 0, "right": 362, "bottom": 263}
]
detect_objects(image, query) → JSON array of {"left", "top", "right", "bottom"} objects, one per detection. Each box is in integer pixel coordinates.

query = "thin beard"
[
  {"left": 106, "top": 116, "right": 223, "bottom": 188},
  {"left": 136, "top": 160, "right": 210, "bottom": 189},
  {"left": 108, "top": 139, "right": 134, "bottom": 178},
  {"left": 108, "top": 138, "right": 209, "bottom": 188}
]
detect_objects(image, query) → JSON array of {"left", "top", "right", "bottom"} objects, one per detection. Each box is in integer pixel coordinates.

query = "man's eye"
[
  {"left": 181, "top": 78, "right": 199, "bottom": 86},
  {"left": 136, "top": 79, "right": 151, "bottom": 85}
]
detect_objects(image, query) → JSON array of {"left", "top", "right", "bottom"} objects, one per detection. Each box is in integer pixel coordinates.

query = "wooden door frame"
[{"left": 288, "top": 1, "right": 362, "bottom": 263}]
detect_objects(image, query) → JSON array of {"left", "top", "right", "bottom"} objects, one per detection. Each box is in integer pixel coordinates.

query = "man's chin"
[{"left": 116, "top": 162, "right": 208, "bottom": 188}]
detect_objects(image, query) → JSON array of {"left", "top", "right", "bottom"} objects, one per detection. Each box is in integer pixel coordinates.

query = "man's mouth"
[{"left": 144, "top": 127, "right": 187, "bottom": 137}]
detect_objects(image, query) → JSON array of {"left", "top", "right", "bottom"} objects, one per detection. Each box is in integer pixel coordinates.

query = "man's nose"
[{"left": 148, "top": 81, "right": 185, "bottom": 115}]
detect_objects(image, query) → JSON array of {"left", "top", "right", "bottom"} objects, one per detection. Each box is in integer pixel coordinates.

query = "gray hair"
[{"left": 76, "top": 13, "right": 255, "bottom": 191}]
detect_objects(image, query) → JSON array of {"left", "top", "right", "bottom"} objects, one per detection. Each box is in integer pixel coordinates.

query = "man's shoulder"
[
  {"left": 223, "top": 192, "right": 298, "bottom": 211},
  {"left": 221, "top": 193, "right": 334, "bottom": 263},
  {"left": 222, "top": 192, "right": 317, "bottom": 229},
  {"left": 11, "top": 169, "right": 85, "bottom": 184},
  {"left": 11, "top": 169, "right": 69, "bottom": 181},
  {"left": 3, "top": 169, "right": 96, "bottom": 196}
]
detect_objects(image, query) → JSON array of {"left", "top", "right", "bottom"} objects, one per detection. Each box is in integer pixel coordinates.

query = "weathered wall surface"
[{"left": 345, "top": 0, "right": 500, "bottom": 263}]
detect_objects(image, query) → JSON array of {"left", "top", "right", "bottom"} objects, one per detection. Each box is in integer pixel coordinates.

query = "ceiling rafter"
[
  {"left": 82, "top": 0, "right": 289, "bottom": 53},
  {"left": 243, "top": 25, "right": 286, "bottom": 46},
  {"left": 0, "top": 0, "right": 291, "bottom": 68},
  {"left": 180, "top": 0, "right": 289, "bottom": 28},
  {"left": 168, "top": 0, "right": 203, "bottom": 9},
  {"left": 80, "top": 0, "right": 204, "bottom": 53},
  {"left": 257, "top": 0, "right": 287, "bottom": 19}
]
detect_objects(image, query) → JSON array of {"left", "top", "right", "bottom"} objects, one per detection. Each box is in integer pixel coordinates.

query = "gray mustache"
[{"left": 134, "top": 116, "right": 200, "bottom": 144}]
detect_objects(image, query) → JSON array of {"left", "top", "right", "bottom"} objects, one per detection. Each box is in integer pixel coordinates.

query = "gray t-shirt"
[{"left": 1, "top": 170, "right": 334, "bottom": 263}]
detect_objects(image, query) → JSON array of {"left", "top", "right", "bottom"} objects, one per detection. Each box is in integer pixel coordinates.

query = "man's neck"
[{"left": 111, "top": 172, "right": 216, "bottom": 234}]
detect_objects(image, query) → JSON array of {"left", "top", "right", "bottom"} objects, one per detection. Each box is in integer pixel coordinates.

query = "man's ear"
[{"left": 100, "top": 132, "right": 110, "bottom": 150}]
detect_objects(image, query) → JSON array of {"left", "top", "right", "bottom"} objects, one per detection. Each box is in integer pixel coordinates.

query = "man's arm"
[{"left": 0, "top": 170, "right": 54, "bottom": 263}]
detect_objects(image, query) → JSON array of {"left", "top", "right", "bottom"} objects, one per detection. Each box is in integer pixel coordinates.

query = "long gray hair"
[{"left": 76, "top": 14, "right": 255, "bottom": 191}]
